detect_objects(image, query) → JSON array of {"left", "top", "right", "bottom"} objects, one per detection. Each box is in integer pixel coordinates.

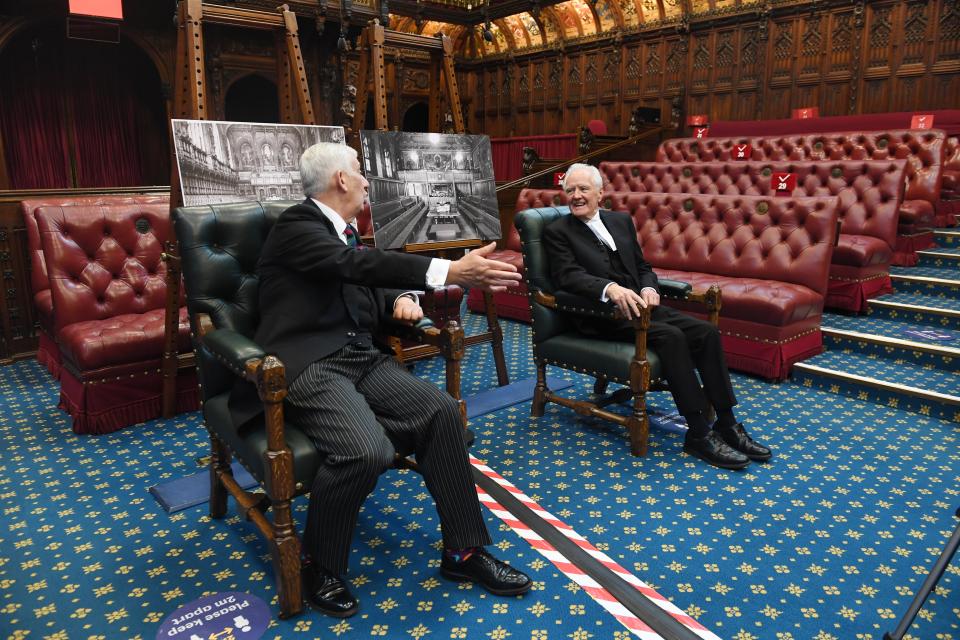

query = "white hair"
[
  {"left": 300, "top": 142, "right": 358, "bottom": 197},
  {"left": 562, "top": 163, "right": 602, "bottom": 191}
]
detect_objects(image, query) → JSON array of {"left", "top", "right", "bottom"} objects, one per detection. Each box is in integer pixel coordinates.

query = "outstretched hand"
[{"left": 446, "top": 242, "right": 522, "bottom": 293}]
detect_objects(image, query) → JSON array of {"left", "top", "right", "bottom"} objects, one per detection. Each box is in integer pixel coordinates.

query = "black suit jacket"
[
  {"left": 542, "top": 209, "right": 659, "bottom": 299},
  {"left": 229, "top": 198, "right": 433, "bottom": 426}
]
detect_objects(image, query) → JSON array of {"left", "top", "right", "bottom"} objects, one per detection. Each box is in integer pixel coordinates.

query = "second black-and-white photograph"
[
  {"left": 360, "top": 131, "right": 500, "bottom": 250},
  {"left": 171, "top": 119, "right": 345, "bottom": 206}
]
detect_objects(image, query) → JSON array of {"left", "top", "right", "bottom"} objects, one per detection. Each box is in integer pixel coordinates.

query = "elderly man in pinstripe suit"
[{"left": 236, "top": 142, "right": 531, "bottom": 618}]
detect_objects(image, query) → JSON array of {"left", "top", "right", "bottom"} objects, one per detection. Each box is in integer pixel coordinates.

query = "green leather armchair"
[
  {"left": 171, "top": 201, "right": 465, "bottom": 618},
  {"left": 514, "top": 206, "right": 721, "bottom": 457}
]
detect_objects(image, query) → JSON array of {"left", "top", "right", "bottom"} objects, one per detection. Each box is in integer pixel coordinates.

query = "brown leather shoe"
[
  {"left": 440, "top": 549, "right": 532, "bottom": 596},
  {"left": 303, "top": 565, "right": 359, "bottom": 618}
]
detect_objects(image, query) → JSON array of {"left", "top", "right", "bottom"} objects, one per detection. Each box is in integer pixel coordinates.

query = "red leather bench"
[
  {"left": 466, "top": 188, "right": 564, "bottom": 322},
  {"left": 708, "top": 110, "right": 960, "bottom": 138},
  {"left": 36, "top": 202, "right": 197, "bottom": 433},
  {"left": 656, "top": 130, "right": 946, "bottom": 264},
  {"left": 21, "top": 194, "right": 170, "bottom": 377},
  {"left": 606, "top": 193, "right": 839, "bottom": 380},
  {"left": 941, "top": 136, "right": 960, "bottom": 224},
  {"left": 599, "top": 159, "right": 906, "bottom": 312}
]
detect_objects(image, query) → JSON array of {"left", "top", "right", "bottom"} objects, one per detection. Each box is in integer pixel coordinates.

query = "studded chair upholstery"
[
  {"left": 515, "top": 206, "right": 721, "bottom": 457},
  {"left": 172, "top": 200, "right": 466, "bottom": 618}
]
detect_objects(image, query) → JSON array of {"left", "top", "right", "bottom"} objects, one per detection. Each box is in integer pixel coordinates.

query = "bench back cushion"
[
  {"left": 599, "top": 160, "right": 905, "bottom": 248},
  {"left": 37, "top": 203, "right": 174, "bottom": 332},
  {"left": 607, "top": 193, "right": 839, "bottom": 297},
  {"left": 656, "top": 130, "right": 945, "bottom": 204},
  {"left": 21, "top": 194, "right": 169, "bottom": 299}
]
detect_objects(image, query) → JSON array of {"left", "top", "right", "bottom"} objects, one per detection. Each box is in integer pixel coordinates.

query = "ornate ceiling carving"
[{"left": 388, "top": 0, "right": 768, "bottom": 57}]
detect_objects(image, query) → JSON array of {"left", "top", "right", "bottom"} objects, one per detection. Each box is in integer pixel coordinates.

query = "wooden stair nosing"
[
  {"left": 867, "top": 299, "right": 960, "bottom": 320},
  {"left": 821, "top": 327, "right": 960, "bottom": 357},
  {"left": 792, "top": 362, "right": 960, "bottom": 405}
]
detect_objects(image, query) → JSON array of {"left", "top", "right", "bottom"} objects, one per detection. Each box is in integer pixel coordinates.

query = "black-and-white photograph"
[
  {"left": 171, "top": 119, "right": 345, "bottom": 206},
  {"left": 360, "top": 131, "right": 500, "bottom": 250}
]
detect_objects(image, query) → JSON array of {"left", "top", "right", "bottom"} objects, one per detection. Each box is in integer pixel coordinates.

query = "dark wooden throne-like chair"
[
  {"left": 172, "top": 201, "right": 466, "bottom": 618},
  {"left": 514, "top": 206, "right": 721, "bottom": 457}
]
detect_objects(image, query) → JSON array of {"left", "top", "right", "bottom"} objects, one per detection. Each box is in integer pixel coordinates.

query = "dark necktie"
[{"left": 343, "top": 224, "right": 360, "bottom": 248}]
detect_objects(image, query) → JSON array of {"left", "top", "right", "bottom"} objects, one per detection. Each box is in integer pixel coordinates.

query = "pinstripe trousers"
[{"left": 286, "top": 342, "right": 492, "bottom": 575}]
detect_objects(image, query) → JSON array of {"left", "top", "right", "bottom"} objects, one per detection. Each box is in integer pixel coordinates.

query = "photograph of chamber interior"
[
  {"left": 172, "top": 119, "right": 345, "bottom": 206},
  {"left": 361, "top": 131, "right": 501, "bottom": 249}
]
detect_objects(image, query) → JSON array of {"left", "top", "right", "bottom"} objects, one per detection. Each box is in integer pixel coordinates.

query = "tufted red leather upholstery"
[
  {"left": 35, "top": 203, "right": 196, "bottom": 433},
  {"left": 656, "top": 130, "right": 945, "bottom": 238},
  {"left": 20, "top": 194, "right": 170, "bottom": 375},
  {"left": 22, "top": 196, "right": 170, "bottom": 329},
  {"left": 609, "top": 193, "right": 837, "bottom": 300},
  {"left": 940, "top": 137, "right": 960, "bottom": 225},
  {"left": 606, "top": 193, "right": 839, "bottom": 379},
  {"left": 600, "top": 160, "right": 904, "bottom": 247},
  {"left": 599, "top": 160, "right": 905, "bottom": 311}
]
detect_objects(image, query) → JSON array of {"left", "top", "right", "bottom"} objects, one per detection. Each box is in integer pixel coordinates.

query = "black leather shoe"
[
  {"left": 440, "top": 549, "right": 532, "bottom": 596},
  {"left": 683, "top": 430, "right": 750, "bottom": 469},
  {"left": 716, "top": 423, "right": 772, "bottom": 461},
  {"left": 303, "top": 565, "right": 359, "bottom": 618}
]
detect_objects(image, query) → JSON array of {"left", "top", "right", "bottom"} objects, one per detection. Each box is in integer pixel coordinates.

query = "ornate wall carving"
[{"left": 463, "top": 0, "right": 958, "bottom": 137}]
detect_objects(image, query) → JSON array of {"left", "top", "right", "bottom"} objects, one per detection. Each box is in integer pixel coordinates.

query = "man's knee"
[{"left": 331, "top": 438, "right": 396, "bottom": 480}]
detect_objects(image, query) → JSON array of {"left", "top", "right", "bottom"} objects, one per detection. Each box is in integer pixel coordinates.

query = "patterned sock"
[{"left": 444, "top": 546, "right": 480, "bottom": 563}]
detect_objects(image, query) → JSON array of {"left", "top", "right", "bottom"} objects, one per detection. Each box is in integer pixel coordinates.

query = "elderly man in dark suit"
[
  {"left": 238, "top": 142, "right": 531, "bottom": 617},
  {"left": 542, "top": 163, "right": 771, "bottom": 470}
]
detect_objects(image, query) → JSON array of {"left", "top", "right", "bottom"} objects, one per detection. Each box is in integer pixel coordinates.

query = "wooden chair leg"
[
  {"left": 483, "top": 291, "right": 510, "bottom": 386},
  {"left": 532, "top": 361, "right": 548, "bottom": 417},
  {"left": 627, "top": 390, "right": 649, "bottom": 457},
  {"left": 270, "top": 505, "right": 303, "bottom": 619},
  {"left": 209, "top": 433, "right": 231, "bottom": 519}
]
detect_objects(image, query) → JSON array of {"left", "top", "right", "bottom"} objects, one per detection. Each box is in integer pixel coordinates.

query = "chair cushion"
[
  {"left": 58, "top": 307, "right": 192, "bottom": 370},
  {"left": 205, "top": 392, "right": 320, "bottom": 490},
  {"left": 537, "top": 332, "right": 661, "bottom": 384},
  {"left": 833, "top": 234, "right": 893, "bottom": 267},
  {"left": 653, "top": 269, "right": 824, "bottom": 326}
]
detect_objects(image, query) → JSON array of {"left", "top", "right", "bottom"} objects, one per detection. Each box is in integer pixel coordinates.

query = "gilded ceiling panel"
[{"left": 594, "top": 0, "right": 620, "bottom": 31}]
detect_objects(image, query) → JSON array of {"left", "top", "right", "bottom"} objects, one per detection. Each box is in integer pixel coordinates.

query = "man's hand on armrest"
[
  {"left": 393, "top": 295, "right": 425, "bottom": 323},
  {"left": 606, "top": 283, "right": 651, "bottom": 319},
  {"left": 445, "top": 242, "right": 522, "bottom": 293}
]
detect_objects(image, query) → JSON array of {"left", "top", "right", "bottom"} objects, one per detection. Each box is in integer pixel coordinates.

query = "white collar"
[{"left": 311, "top": 198, "right": 351, "bottom": 243}]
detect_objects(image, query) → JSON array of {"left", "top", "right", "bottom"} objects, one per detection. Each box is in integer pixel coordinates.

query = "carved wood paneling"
[{"left": 464, "top": 0, "right": 958, "bottom": 137}]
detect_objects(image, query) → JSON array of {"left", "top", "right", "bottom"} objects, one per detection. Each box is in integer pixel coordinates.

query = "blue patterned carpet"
[{"left": 2, "top": 315, "right": 960, "bottom": 639}]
